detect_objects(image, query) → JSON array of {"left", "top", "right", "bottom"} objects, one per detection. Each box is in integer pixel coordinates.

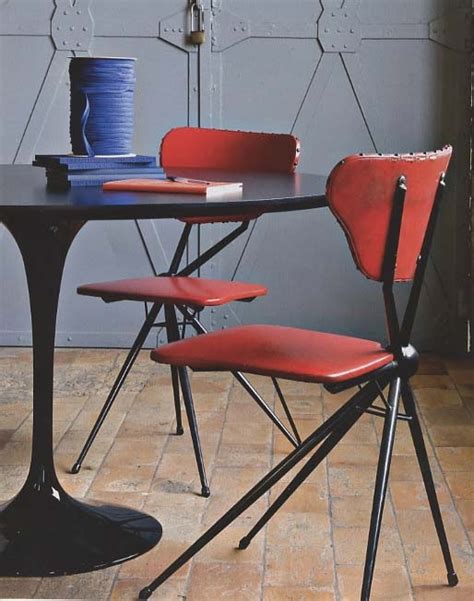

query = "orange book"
[{"left": 103, "top": 177, "right": 243, "bottom": 197}]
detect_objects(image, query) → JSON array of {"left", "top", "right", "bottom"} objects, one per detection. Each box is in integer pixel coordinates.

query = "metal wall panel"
[
  {"left": 205, "top": 0, "right": 471, "bottom": 352},
  {"left": 0, "top": 0, "right": 196, "bottom": 347},
  {"left": 0, "top": 0, "right": 471, "bottom": 352}
]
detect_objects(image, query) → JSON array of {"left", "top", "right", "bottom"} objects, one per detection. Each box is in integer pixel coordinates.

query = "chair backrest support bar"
[{"left": 400, "top": 173, "right": 447, "bottom": 346}]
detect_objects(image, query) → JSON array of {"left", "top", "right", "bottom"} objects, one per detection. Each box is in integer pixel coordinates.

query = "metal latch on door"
[{"left": 189, "top": 1, "right": 205, "bottom": 45}]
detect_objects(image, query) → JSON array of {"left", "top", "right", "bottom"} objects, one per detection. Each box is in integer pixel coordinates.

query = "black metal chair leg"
[
  {"left": 178, "top": 366, "right": 210, "bottom": 498},
  {"left": 170, "top": 366, "right": 184, "bottom": 436},
  {"left": 71, "top": 302, "right": 162, "bottom": 474},
  {"left": 138, "top": 381, "right": 382, "bottom": 599},
  {"left": 164, "top": 306, "right": 184, "bottom": 436},
  {"left": 401, "top": 380, "right": 458, "bottom": 587},
  {"left": 272, "top": 377, "right": 302, "bottom": 445},
  {"left": 361, "top": 378, "right": 401, "bottom": 601},
  {"left": 239, "top": 394, "right": 369, "bottom": 550},
  {"left": 164, "top": 305, "right": 209, "bottom": 497},
  {"left": 232, "top": 371, "right": 300, "bottom": 447}
]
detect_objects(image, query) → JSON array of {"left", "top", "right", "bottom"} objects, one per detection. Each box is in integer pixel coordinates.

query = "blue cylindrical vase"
[{"left": 69, "top": 57, "right": 136, "bottom": 156}]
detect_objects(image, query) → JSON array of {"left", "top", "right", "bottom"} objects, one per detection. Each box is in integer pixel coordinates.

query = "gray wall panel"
[
  {"left": 206, "top": 0, "right": 471, "bottom": 352},
  {"left": 0, "top": 37, "right": 56, "bottom": 163},
  {"left": 0, "top": 0, "right": 195, "bottom": 348},
  {"left": 0, "top": 0, "right": 471, "bottom": 352}
]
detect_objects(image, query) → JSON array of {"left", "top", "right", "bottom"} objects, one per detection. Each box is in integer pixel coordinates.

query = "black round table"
[{"left": 0, "top": 165, "right": 327, "bottom": 577}]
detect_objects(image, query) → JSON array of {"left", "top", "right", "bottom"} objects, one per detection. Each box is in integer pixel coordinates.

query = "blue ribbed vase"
[{"left": 69, "top": 57, "right": 136, "bottom": 156}]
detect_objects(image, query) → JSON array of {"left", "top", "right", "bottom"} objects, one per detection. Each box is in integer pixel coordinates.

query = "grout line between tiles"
[
  {"left": 259, "top": 383, "right": 277, "bottom": 601},
  {"left": 182, "top": 372, "right": 234, "bottom": 598},
  {"left": 324, "top": 390, "right": 342, "bottom": 601}
]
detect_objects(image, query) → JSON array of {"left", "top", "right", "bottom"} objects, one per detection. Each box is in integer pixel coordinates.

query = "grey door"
[
  {"left": 0, "top": 0, "right": 471, "bottom": 352},
  {"left": 0, "top": 0, "right": 196, "bottom": 347},
  {"left": 204, "top": 0, "right": 471, "bottom": 353}
]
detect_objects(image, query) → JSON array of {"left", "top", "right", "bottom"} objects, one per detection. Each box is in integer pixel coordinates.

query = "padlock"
[
  {"left": 190, "top": 30, "right": 206, "bottom": 44},
  {"left": 190, "top": 1, "right": 205, "bottom": 45}
]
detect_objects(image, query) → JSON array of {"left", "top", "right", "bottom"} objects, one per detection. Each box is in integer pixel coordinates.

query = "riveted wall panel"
[
  {"left": 0, "top": 0, "right": 471, "bottom": 352},
  {"left": 0, "top": 0, "right": 197, "bottom": 347},
  {"left": 205, "top": 0, "right": 471, "bottom": 352}
]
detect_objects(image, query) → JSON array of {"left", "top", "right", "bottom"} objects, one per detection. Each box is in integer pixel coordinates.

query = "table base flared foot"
[{"left": 0, "top": 487, "right": 162, "bottom": 576}]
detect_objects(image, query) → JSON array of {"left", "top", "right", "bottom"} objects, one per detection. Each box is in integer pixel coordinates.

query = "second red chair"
[{"left": 71, "top": 127, "right": 302, "bottom": 497}]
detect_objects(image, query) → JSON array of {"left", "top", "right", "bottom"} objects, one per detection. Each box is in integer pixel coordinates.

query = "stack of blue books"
[{"left": 33, "top": 154, "right": 165, "bottom": 189}]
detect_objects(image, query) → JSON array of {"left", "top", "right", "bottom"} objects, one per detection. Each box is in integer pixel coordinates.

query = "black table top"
[{"left": 0, "top": 165, "right": 327, "bottom": 221}]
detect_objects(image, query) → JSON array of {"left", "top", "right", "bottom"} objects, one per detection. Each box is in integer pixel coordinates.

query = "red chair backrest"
[
  {"left": 160, "top": 127, "right": 300, "bottom": 173},
  {"left": 160, "top": 127, "right": 300, "bottom": 225},
  {"left": 326, "top": 147, "right": 452, "bottom": 282}
]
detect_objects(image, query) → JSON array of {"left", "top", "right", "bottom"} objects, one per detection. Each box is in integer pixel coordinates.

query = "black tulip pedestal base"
[
  {"left": 0, "top": 484, "right": 162, "bottom": 576},
  {"left": 0, "top": 216, "right": 162, "bottom": 577}
]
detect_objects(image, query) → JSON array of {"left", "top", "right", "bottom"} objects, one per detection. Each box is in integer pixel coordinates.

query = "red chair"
[
  {"left": 140, "top": 147, "right": 458, "bottom": 599},
  {"left": 72, "top": 127, "right": 302, "bottom": 497}
]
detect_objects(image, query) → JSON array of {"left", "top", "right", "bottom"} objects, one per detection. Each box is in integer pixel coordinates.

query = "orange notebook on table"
[{"left": 103, "top": 177, "right": 243, "bottom": 198}]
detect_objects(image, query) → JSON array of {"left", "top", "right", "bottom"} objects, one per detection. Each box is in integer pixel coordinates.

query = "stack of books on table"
[{"left": 33, "top": 154, "right": 165, "bottom": 189}]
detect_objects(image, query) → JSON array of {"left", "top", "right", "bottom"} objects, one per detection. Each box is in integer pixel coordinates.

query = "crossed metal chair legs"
[
  {"left": 71, "top": 303, "right": 301, "bottom": 498},
  {"left": 139, "top": 377, "right": 457, "bottom": 600}
]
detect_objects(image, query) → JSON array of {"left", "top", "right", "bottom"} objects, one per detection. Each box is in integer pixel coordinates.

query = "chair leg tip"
[
  {"left": 71, "top": 462, "right": 81, "bottom": 474},
  {"left": 175, "top": 426, "right": 184, "bottom": 435},
  {"left": 447, "top": 572, "right": 458, "bottom": 587},
  {"left": 238, "top": 537, "right": 250, "bottom": 550},
  {"left": 201, "top": 486, "right": 211, "bottom": 498},
  {"left": 139, "top": 587, "right": 152, "bottom": 599}
]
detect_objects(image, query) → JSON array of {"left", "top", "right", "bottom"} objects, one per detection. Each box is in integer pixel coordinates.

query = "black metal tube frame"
[{"left": 72, "top": 218, "right": 300, "bottom": 488}]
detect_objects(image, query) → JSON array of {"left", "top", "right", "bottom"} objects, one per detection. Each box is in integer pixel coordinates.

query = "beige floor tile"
[
  {"left": 0, "top": 440, "right": 32, "bottom": 465},
  {"left": 265, "top": 543, "right": 334, "bottom": 588},
  {"left": 202, "top": 492, "right": 269, "bottom": 528},
  {"left": 328, "top": 443, "right": 379, "bottom": 468},
  {"left": 118, "top": 538, "right": 192, "bottom": 580},
  {"left": 216, "top": 442, "right": 272, "bottom": 468},
  {"left": 331, "top": 495, "right": 395, "bottom": 529},
  {"left": 444, "top": 472, "right": 474, "bottom": 500},
  {"left": 328, "top": 466, "right": 378, "bottom": 498},
  {"left": 110, "top": 577, "right": 186, "bottom": 600},
  {"left": 337, "top": 564, "right": 412, "bottom": 600},
  {"left": 266, "top": 510, "right": 331, "bottom": 548},
  {"left": 268, "top": 480, "right": 329, "bottom": 514},
  {"left": 198, "top": 526, "right": 265, "bottom": 564},
  {"left": 0, "top": 578, "right": 41, "bottom": 599},
  {"left": 415, "top": 387, "right": 465, "bottom": 408},
  {"left": 263, "top": 586, "right": 334, "bottom": 600},
  {"left": 436, "top": 447, "right": 474, "bottom": 472},
  {"left": 34, "top": 568, "right": 117, "bottom": 599},
  {"left": 89, "top": 464, "right": 155, "bottom": 494},
  {"left": 456, "top": 499, "right": 474, "bottom": 530},
  {"left": 411, "top": 375, "right": 456, "bottom": 390},
  {"left": 413, "top": 583, "right": 474, "bottom": 600},
  {"left": 390, "top": 453, "right": 440, "bottom": 481},
  {"left": 429, "top": 425, "right": 474, "bottom": 447},
  {"left": 186, "top": 561, "right": 263, "bottom": 601},
  {"left": 390, "top": 479, "right": 453, "bottom": 511},
  {"left": 405, "top": 543, "right": 474, "bottom": 586},
  {"left": 333, "top": 526, "right": 404, "bottom": 566},
  {"left": 396, "top": 509, "right": 471, "bottom": 549}
]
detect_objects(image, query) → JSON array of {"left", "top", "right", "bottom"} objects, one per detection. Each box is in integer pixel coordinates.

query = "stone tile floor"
[{"left": 0, "top": 348, "right": 472, "bottom": 600}]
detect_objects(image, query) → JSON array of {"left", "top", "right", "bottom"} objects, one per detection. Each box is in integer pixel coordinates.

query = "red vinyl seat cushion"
[
  {"left": 151, "top": 325, "right": 395, "bottom": 384},
  {"left": 78, "top": 277, "right": 267, "bottom": 307}
]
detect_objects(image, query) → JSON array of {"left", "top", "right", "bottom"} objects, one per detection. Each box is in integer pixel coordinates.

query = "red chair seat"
[
  {"left": 151, "top": 325, "right": 394, "bottom": 384},
  {"left": 78, "top": 277, "right": 267, "bottom": 307}
]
